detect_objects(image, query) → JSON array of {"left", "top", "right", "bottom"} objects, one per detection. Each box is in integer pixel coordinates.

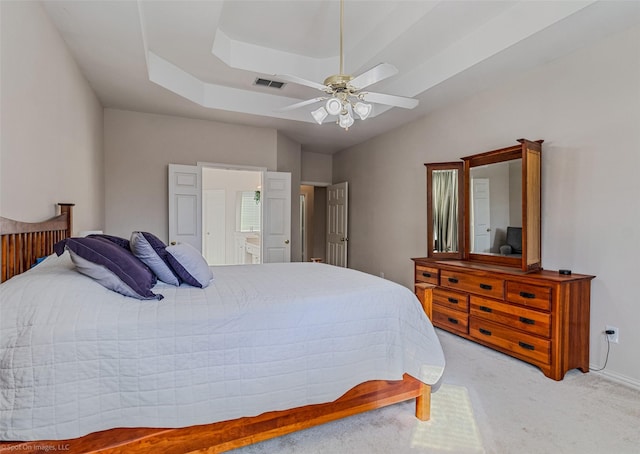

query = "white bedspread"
[{"left": 0, "top": 253, "right": 444, "bottom": 441}]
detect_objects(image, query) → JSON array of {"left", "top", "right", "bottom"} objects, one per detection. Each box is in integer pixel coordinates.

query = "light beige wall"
[
  {"left": 276, "top": 132, "right": 302, "bottom": 261},
  {"left": 333, "top": 25, "right": 640, "bottom": 385},
  {"left": 0, "top": 1, "right": 104, "bottom": 233},
  {"left": 104, "top": 109, "right": 277, "bottom": 240},
  {"left": 301, "top": 151, "right": 332, "bottom": 184}
]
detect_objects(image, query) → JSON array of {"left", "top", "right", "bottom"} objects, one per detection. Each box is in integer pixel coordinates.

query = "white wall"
[
  {"left": 104, "top": 109, "right": 278, "bottom": 241},
  {"left": 0, "top": 1, "right": 104, "bottom": 233},
  {"left": 333, "top": 24, "right": 640, "bottom": 385}
]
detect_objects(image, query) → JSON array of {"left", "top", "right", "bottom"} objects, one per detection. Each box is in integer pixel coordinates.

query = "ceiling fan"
[{"left": 275, "top": 0, "right": 418, "bottom": 130}]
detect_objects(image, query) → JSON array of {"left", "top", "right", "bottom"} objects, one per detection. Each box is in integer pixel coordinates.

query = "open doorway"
[
  {"left": 169, "top": 164, "right": 291, "bottom": 263},
  {"left": 202, "top": 167, "right": 262, "bottom": 265},
  {"left": 299, "top": 185, "right": 327, "bottom": 262}
]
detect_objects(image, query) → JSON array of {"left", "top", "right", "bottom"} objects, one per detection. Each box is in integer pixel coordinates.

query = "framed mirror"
[
  {"left": 462, "top": 139, "right": 542, "bottom": 271},
  {"left": 425, "top": 162, "right": 464, "bottom": 259}
]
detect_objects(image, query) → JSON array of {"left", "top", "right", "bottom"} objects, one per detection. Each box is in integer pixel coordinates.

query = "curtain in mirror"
[{"left": 433, "top": 170, "right": 458, "bottom": 252}]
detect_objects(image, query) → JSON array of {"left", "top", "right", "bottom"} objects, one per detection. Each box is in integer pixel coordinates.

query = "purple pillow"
[
  {"left": 56, "top": 237, "right": 162, "bottom": 300},
  {"left": 87, "top": 233, "right": 131, "bottom": 250},
  {"left": 130, "top": 231, "right": 180, "bottom": 286}
]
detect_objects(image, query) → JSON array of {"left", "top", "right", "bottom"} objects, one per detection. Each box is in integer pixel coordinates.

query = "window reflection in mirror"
[
  {"left": 426, "top": 162, "right": 463, "bottom": 259},
  {"left": 432, "top": 169, "right": 459, "bottom": 253},
  {"left": 469, "top": 159, "right": 522, "bottom": 255}
]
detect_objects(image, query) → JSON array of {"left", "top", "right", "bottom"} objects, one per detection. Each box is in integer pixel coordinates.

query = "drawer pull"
[
  {"left": 479, "top": 328, "right": 492, "bottom": 336},
  {"left": 447, "top": 317, "right": 459, "bottom": 325},
  {"left": 519, "top": 316, "right": 535, "bottom": 325},
  {"left": 479, "top": 306, "right": 492, "bottom": 313},
  {"left": 519, "top": 341, "right": 535, "bottom": 351},
  {"left": 520, "top": 291, "right": 536, "bottom": 299},
  {"left": 447, "top": 297, "right": 459, "bottom": 304},
  {"left": 448, "top": 277, "right": 459, "bottom": 284},
  {"left": 479, "top": 283, "right": 493, "bottom": 290},
  {"left": 422, "top": 272, "right": 432, "bottom": 278}
]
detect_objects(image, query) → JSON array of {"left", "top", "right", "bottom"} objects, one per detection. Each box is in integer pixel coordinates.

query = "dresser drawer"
[
  {"left": 506, "top": 282, "right": 552, "bottom": 311},
  {"left": 433, "top": 287, "right": 469, "bottom": 312},
  {"left": 440, "top": 270, "right": 504, "bottom": 299},
  {"left": 415, "top": 265, "right": 439, "bottom": 285},
  {"left": 433, "top": 305, "right": 469, "bottom": 335},
  {"left": 470, "top": 318, "right": 550, "bottom": 365},
  {"left": 470, "top": 296, "right": 551, "bottom": 338}
]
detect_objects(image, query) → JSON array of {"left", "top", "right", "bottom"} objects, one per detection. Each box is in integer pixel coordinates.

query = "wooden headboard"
[{"left": 0, "top": 203, "right": 74, "bottom": 283}]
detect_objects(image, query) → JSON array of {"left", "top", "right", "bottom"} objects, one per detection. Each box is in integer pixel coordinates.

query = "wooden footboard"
[
  {"left": 414, "top": 282, "right": 435, "bottom": 320},
  {"left": 0, "top": 374, "right": 429, "bottom": 454},
  {"left": 0, "top": 203, "right": 73, "bottom": 282}
]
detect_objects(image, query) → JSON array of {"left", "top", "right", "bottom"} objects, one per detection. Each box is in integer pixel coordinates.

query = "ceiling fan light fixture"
[
  {"left": 311, "top": 107, "right": 328, "bottom": 124},
  {"left": 338, "top": 111, "right": 354, "bottom": 130},
  {"left": 325, "top": 98, "right": 343, "bottom": 116},
  {"left": 353, "top": 102, "right": 372, "bottom": 120},
  {"left": 277, "top": 0, "right": 417, "bottom": 131}
]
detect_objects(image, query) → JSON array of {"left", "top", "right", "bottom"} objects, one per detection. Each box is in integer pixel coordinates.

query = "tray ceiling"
[{"left": 42, "top": 0, "right": 639, "bottom": 153}]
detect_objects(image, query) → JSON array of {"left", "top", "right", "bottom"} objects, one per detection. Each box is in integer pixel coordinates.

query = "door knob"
[
  {"left": 284, "top": 240, "right": 290, "bottom": 244},
  {"left": 170, "top": 241, "right": 177, "bottom": 245}
]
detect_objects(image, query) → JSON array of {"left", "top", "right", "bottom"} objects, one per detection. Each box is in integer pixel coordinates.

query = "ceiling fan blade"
[
  {"left": 349, "top": 63, "right": 399, "bottom": 90},
  {"left": 276, "top": 97, "right": 327, "bottom": 112},
  {"left": 361, "top": 91, "right": 419, "bottom": 109},
  {"left": 273, "top": 74, "right": 327, "bottom": 91}
]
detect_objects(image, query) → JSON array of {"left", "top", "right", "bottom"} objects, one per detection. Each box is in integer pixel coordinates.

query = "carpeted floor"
[{"left": 230, "top": 329, "right": 640, "bottom": 454}]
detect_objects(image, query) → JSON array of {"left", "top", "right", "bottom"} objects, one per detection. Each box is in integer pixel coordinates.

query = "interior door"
[
  {"left": 471, "top": 178, "right": 491, "bottom": 253},
  {"left": 168, "top": 164, "right": 202, "bottom": 250},
  {"left": 203, "top": 189, "right": 226, "bottom": 265},
  {"left": 262, "top": 171, "right": 291, "bottom": 263},
  {"left": 326, "top": 182, "right": 348, "bottom": 267}
]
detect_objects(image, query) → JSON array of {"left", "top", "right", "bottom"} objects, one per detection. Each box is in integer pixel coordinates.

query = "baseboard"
[{"left": 589, "top": 364, "right": 640, "bottom": 391}]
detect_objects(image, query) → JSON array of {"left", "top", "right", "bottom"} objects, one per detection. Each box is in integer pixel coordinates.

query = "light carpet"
[{"left": 231, "top": 329, "right": 640, "bottom": 454}]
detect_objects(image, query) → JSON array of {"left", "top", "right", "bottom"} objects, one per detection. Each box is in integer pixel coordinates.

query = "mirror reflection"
[
  {"left": 469, "top": 159, "right": 522, "bottom": 255},
  {"left": 432, "top": 169, "right": 459, "bottom": 253}
]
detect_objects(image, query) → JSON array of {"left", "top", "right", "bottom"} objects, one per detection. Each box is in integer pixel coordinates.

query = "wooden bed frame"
[
  {"left": 0, "top": 203, "right": 434, "bottom": 453},
  {"left": 0, "top": 203, "right": 74, "bottom": 283}
]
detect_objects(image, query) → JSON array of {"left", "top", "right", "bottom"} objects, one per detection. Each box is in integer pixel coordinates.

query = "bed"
[{"left": 0, "top": 204, "right": 444, "bottom": 453}]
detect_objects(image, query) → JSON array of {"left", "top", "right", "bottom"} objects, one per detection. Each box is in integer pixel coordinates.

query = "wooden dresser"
[{"left": 413, "top": 258, "right": 594, "bottom": 380}]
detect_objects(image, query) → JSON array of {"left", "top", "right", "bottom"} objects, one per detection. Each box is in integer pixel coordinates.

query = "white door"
[
  {"left": 326, "top": 182, "right": 348, "bottom": 267},
  {"left": 203, "top": 189, "right": 226, "bottom": 265},
  {"left": 168, "top": 164, "right": 202, "bottom": 250},
  {"left": 471, "top": 178, "right": 491, "bottom": 253},
  {"left": 262, "top": 171, "right": 291, "bottom": 263}
]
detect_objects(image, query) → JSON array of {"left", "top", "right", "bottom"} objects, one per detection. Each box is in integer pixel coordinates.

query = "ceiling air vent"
[{"left": 254, "top": 78, "right": 285, "bottom": 89}]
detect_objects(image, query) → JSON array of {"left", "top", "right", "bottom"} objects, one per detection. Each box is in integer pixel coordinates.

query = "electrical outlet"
[
  {"left": 380, "top": 272, "right": 385, "bottom": 279},
  {"left": 606, "top": 325, "right": 619, "bottom": 344}
]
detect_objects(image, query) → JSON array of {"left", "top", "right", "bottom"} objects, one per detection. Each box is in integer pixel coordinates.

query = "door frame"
[
  {"left": 300, "top": 181, "right": 331, "bottom": 264},
  {"left": 199, "top": 162, "right": 265, "bottom": 263},
  {"left": 198, "top": 163, "right": 292, "bottom": 264},
  {"left": 169, "top": 162, "right": 292, "bottom": 264}
]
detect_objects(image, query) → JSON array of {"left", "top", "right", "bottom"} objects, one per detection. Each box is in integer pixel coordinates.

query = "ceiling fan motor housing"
[{"left": 323, "top": 74, "right": 354, "bottom": 90}]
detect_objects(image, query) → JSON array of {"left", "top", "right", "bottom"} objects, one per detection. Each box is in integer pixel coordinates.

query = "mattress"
[{"left": 0, "top": 253, "right": 445, "bottom": 441}]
